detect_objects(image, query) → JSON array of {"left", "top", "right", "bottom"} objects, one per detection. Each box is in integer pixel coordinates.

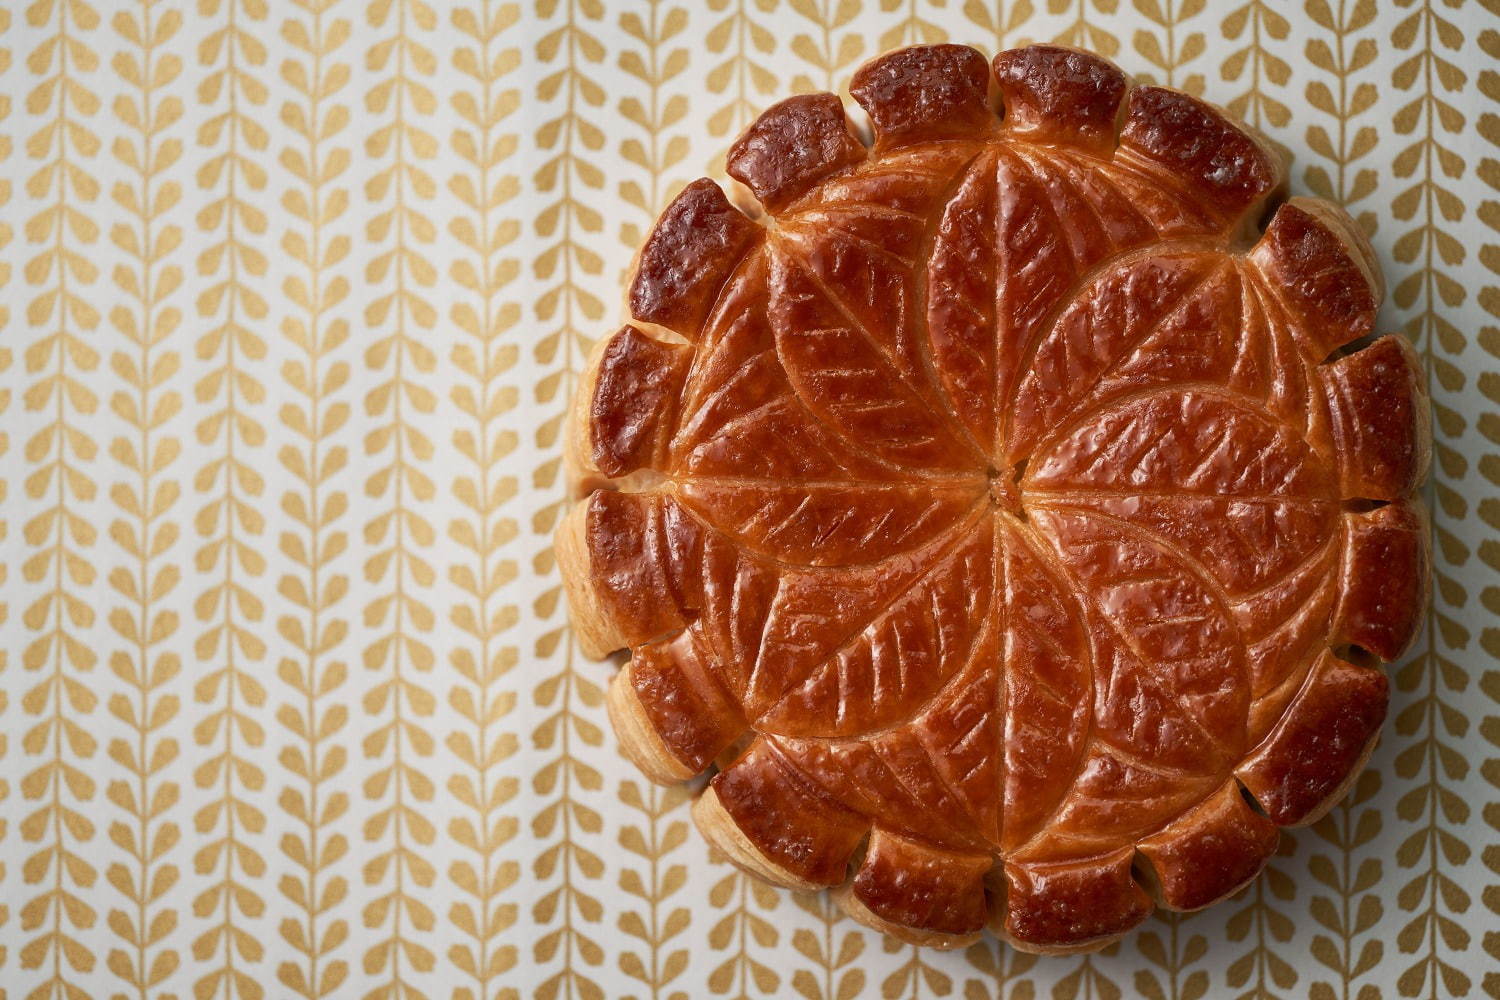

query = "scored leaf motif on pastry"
[{"left": 558, "top": 43, "right": 1430, "bottom": 954}]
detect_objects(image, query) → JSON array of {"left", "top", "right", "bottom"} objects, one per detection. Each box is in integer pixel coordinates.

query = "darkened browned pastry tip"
[
  {"left": 726, "top": 92, "right": 866, "bottom": 211},
  {"left": 628, "top": 178, "right": 762, "bottom": 336},
  {"left": 851, "top": 44, "right": 996, "bottom": 149},
  {"left": 993, "top": 44, "right": 1126, "bottom": 153}
]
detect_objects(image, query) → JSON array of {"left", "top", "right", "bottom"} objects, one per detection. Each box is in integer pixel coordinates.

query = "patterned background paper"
[{"left": 0, "top": 1, "right": 1496, "bottom": 998}]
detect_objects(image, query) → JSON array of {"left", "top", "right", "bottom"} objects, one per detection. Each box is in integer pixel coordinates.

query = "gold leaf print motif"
[
  {"left": 878, "top": 0, "right": 950, "bottom": 53},
  {"left": 360, "top": 0, "right": 443, "bottom": 996},
  {"left": 1298, "top": 0, "right": 1380, "bottom": 234},
  {"left": 1049, "top": 0, "right": 1121, "bottom": 58},
  {"left": 960, "top": 0, "right": 1035, "bottom": 53},
  {"left": 0, "top": 5, "right": 15, "bottom": 975},
  {"left": 104, "top": 2, "right": 187, "bottom": 996},
  {"left": 787, "top": 0, "right": 866, "bottom": 94},
  {"left": 703, "top": 0, "right": 780, "bottom": 143},
  {"left": 19, "top": 1, "right": 103, "bottom": 996},
  {"left": 444, "top": 1, "right": 524, "bottom": 998},
  {"left": 1388, "top": 1, "right": 1473, "bottom": 995},
  {"left": 959, "top": 936, "right": 1037, "bottom": 1000},
  {"left": 616, "top": 781, "right": 693, "bottom": 999},
  {"left": 1129, "top": 0, "right": 1206, "bottom": 95},
  {"left": 275, "top": 1, "right": 355, "bottom": 997},
  {"left": 880, "top": 929, "right": 954, "bottom": 999},
  {"left": 189, "top": 0, "right": 273, "bottom": 959},
  {"left": 1474, "top": 11, "right": 1500, "bottom": 998},
  {"left": 1132, "top": 913, "right": 1210, "bottom": 1000},
  {"left": 706, "top": 872, "right": 781, "bottom": 999},
  {"left": 789, "top": 893, "right": 866, "bottom": 1000},
  {"left": 1218, "top": 0, "right": 1292, "bottom": 129}
]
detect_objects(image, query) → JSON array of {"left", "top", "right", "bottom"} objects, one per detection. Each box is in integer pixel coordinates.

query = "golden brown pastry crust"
[{"left": 558, "top": 43, "right": 1428, "bottom": 952}]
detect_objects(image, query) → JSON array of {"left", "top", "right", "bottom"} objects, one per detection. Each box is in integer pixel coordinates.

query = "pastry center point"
[{"left": 986, "top": 465, "right": 1023, "bottom": 516}]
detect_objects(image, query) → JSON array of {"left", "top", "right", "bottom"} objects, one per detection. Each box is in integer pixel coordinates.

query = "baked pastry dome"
[{"left": 559, "top": 44, "right": 1429, "bottom": 953}]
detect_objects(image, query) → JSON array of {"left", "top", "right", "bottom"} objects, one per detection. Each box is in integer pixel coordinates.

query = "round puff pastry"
[{"left": 558, "top": 43, "right": 1430, "bottom": 953}]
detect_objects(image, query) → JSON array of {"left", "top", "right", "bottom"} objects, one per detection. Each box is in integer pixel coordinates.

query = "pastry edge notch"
[
  {"left": 580, "top": 324, "right": 692, "bottom": 484},
  {"left": 614, "top": 629, "right": 747, "bottom": 782},
  {"left": 1133, "top": 780, "right": 1281, "bottom": 913},
  {"left": 992, "top": 44, "right": 1127, "bottom": 155},
  {"left": 697, "top": 740, "right": 870, "bottom": 890},
  {"left": 1119, "top": 84, "right": 1288, "bottom": 231},
  {"left": 555, "top": 498, "right": 629, "bottom": 660},
  {"left": 999, "top": 848, "right": 1152, "bottom": 954},
  {"left": 1320, "top": 334, "right": 1431, "bottom": 503},
  {"left": 726, "top": 92, "right": 868, "bottom": 213},
  {"left": 558, "top": 490, "right": 700, "bottom": 660},
  {"left": 850, "top": 44, "right": 997, "bottom": 151},
  {"left": 628, "top": 177, "right": 763, "bottom": 338},
  {"left": 1333, "top": 500, "right": 1431, "bottom": 662},
  {"left": 1235, "top": 649, "right": 1390, "bottom": 827},
  {"left": 1249, "top": 198, "right": 1384, "bottom": 360}
]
